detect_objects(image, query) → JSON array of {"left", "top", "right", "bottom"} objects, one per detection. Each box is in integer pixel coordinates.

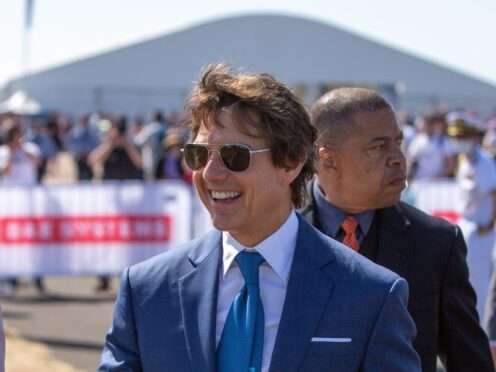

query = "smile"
[{"left": 211, "top": 191, "right": 242, "bottom": 201}]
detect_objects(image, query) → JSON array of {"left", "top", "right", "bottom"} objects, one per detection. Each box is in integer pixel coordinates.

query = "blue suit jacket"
[{"left": 99, "top": 214, "right": 420, "bottom": 371}]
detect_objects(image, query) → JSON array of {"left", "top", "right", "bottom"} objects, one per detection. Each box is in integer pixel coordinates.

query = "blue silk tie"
[{"left": 217, "top": 250, "right": 265, "bottom": 372}]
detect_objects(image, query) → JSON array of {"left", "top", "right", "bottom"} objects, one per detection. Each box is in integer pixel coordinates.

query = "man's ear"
[
  {"left": 318, "top": 147, "right": 338, "bottom": 170},
  {"left": 283, "top": 155, "right": 306, "bottom": 184}
]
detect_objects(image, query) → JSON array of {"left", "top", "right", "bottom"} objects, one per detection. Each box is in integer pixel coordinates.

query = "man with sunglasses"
[
  {"left": 301, "top": 87, "right": 493, "bottom": 372},
  {"left": 99, "top": 64, "right": 420, "bottom": 371}
]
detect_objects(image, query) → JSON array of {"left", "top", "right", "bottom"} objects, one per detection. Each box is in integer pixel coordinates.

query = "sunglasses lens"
[
  {"left": 220, "top": 144, "right": 251, "bottom": 172},
  {"left": 183, "top": 144, "right": 209, "bottom": 170}
]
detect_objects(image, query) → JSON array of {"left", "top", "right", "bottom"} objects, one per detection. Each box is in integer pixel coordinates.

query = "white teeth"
[{"left": 211, "top": 191, "right": 241, "bottom": 200}]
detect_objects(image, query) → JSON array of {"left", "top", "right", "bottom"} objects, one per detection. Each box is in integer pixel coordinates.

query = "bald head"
[{"left": 310, "top": 87, "right": 393, "bottom": 149}]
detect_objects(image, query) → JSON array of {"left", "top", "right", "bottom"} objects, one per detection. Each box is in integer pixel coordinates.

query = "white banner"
[
  {"left": 0, "top": 178, "right": 458, "bottom": 277},
  {"left": 404, "top": 178, "right": 461, "bottom": 224},
  {"left": 0, "top": 181, "right": 193, "bottom": 276}
]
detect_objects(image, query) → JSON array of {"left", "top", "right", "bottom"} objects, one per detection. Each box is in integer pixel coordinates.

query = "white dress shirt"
[{"left": 215, "top": 211, "right": 298, "bottom": 372}]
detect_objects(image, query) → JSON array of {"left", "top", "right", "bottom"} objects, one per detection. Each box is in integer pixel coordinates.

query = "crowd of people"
[
  {"left": 2, "top": 64, "right": 496, "bottom": 370},
  {"left": 402, "top": 108, "right": 496, "bottom": 327},
  {"left": 3, "top": 98, "right": 496, "bottom": 189},
  {"left": 0, "top": 109, "right": 192, "bottom": 186}
]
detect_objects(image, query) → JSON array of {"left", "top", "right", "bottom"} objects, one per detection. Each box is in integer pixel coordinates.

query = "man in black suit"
[{"left": 301, "top": 87, "right": 493, "bottom": 372}]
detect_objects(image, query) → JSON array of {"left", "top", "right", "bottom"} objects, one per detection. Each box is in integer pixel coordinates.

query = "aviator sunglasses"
[{"left": 182, "top": 143, "right": 271, "bottom": 172}]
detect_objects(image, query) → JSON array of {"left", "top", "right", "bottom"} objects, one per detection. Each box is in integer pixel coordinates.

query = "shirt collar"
[
  {"left": 313, "top": 180, "right": 375, "bottom": 238},
  {"left": 222, "top": 210, "right": 298, "bottom": 283}
]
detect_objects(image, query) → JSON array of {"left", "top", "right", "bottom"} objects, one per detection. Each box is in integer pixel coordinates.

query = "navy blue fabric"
[{"left": 98, "top": 215, "right": 421, "bottom": 371}]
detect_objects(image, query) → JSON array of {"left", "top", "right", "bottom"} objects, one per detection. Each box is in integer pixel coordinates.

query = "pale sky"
[{"left": 1, "top": 0, "right": 495, "bottom": 89}]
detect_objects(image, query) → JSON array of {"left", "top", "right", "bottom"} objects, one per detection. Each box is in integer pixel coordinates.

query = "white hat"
[{"left": 446, "top": 110, "right": 485, "bottom": 136}]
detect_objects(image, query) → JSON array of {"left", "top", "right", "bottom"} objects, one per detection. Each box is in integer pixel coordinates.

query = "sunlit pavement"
[{"left": 1, "top": 276, "right": 118, "bottom": 371}]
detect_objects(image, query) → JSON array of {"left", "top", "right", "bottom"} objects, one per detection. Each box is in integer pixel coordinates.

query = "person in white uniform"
[
  {"left": 0, "top": 120, "right": 44, "bottom": 292},
  {"left": 447, "top": 110, "right": 496, "bottom": 323},
  {"left": 407, "top": 111, "right": 455, "bottom": 180},
  {"left": 0, "top": 120, "right": 41, "bottom": 185}
]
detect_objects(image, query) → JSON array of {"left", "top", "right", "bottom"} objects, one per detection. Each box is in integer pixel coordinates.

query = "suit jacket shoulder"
[
  {"left": 128, "top": 230, "right": 221, "bottom": 285},
  {"left": 99, "top": 230, "right": 223, "bottom": 372},
  {"left": 380, "top": 201, "right": 459, "bottom": 269},
  {"left": 121, "top": 230, "right": 223, "bottom": 329},
  {"left": 395, "top": 201, "right": 459, "bottom": 234}
]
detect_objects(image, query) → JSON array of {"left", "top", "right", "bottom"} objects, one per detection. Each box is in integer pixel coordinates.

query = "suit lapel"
[
  {"left": 359, "top": 214, "right": 380, "bottom": 261},
  {"left": 178, "top": 231, "right": 222, "bottom": 372},
  {"left": 270, "top": 216, "right": 336, "bottom": 372},
  {"left": 374, "top": 204, "right": 415, "bottom": 279},
  {"left": 300, "top": 178, "right": 323, "bottom": 231}
]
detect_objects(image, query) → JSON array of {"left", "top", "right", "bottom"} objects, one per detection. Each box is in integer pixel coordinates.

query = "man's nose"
[
  {"left": 202, "top": 150, "right": 228, "bottom": 180},
  {"left": 389, "top": 146, "right": 406, "bottom": 168}
]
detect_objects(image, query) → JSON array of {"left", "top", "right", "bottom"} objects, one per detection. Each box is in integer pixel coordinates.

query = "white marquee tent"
[
  {"left": 0, "top": 91, "right": 43, "bottom": 115},
  {"left": 5, "top": 14, "right": 496, "bottom": 117}
]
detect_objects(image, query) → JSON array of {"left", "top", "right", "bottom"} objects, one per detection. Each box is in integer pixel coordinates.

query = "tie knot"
[
  {"left": 341, "top": 216, "right": 358, "bottom": 234},
  {"left": 236, "top": 251, "right": 264, "bottom": 285}
]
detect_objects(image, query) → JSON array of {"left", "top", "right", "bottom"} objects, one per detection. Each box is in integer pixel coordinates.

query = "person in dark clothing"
[
  {"left": 89, "top": 116, "right": 143, "bottom": 181},
  {"left": 155, "top": 132, "right": 186, "bottom": 181},
  {"left": 88, "top": 116, "right": 144, "bottom": 291},
  {"left": 68, "top": 114, "right": 101, "bottom": 181},
  {"left": 300, "top": 87, "right": 493, "bottom": 372}
]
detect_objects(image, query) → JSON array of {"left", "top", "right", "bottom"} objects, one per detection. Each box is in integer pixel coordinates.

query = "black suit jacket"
[{"left": 300, "top": 180, "right": 493, "bottom": 372}]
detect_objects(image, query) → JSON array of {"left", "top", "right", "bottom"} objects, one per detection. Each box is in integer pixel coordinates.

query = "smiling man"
[
  {"left": 301, "top": 87, "right": 493, "bottom": 372},
  {"left": 99, "top": 65, "right": 420, "bottom": 371}
]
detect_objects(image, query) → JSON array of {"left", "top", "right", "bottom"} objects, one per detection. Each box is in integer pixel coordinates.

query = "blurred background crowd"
[
  {"left": 0, "top": 109, "right": 191, "bottom": 187},
  {"left": 2, "top": 104, "right": 496, "bottom": 188}
]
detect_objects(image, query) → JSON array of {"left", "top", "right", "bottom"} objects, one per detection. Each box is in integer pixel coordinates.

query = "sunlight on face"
[
  {"left": 332, "top": 109, "right": 407, "bottom": 211},
  {"left": 192, "top": 109, "right": 295, "bottom": 246}
]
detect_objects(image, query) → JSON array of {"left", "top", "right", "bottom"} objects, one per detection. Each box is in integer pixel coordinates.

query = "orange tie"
[{"left": 341, "top": 216, "right": 360, "bottom": 251}]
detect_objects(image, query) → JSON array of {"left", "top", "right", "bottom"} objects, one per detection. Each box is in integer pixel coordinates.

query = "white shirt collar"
[{"left": 221, "top": 210, "right": 299, "bottom": 283}]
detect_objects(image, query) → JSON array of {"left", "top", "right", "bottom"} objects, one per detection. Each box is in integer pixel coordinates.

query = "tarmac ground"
[{"left": 1, "top": 276, "right": 118, "bottom": 371}]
